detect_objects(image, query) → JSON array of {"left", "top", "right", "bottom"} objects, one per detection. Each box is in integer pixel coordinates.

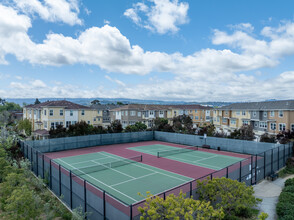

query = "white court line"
[
  {"left": 167, "top": 155, "right": 221, "bottom": 170},
  {"left": 110, "top": 172, "right": 157, "bottom": 187},
  {"left": 90, "top": 160, "right": 136, "bottom": 179},
  {"left": 57, "top": 158, "right": 139, "bottom": 202},
  {"left": 71, "top": 155, "right": 112, "bottom": 165},
  {"left": 196, "top": 155, "right": 218, "bottom": 162},
  {"left": 99, "top": 152, "right": 191, "bottom": 183}
]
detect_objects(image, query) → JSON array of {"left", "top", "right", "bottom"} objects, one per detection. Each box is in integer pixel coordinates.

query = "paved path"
[{"left": 254, "top": 175, "right": 294, "bottom": 220}]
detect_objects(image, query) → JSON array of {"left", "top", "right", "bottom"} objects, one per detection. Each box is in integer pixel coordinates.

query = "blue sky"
[{"left": 0, "top": 0, "right": 294, "bottom": 101}]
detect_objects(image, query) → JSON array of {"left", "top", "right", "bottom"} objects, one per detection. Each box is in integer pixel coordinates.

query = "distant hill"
[{"left": 5, "top": 98, "right": 233, "bottom": 107}]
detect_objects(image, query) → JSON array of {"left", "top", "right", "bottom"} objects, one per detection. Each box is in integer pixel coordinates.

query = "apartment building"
[
  {"left": 23, "top": 100, "right": 101, "bottom": 137},
  {"left": 90, "top": 104, "right": 119, "bottom": 127},
  {"left": 213, "top": 100, "right": 294, "bottom": 135},
  {"left": 168, "top": 105, "right": 213, "bottom": 127},
  {"left": 110, "top": 104, "right": 213, "bottom": 129}
]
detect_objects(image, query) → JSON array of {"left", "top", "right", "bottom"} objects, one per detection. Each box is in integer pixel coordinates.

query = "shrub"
[{"left": 285, "top": 178, "right": 294, "bottom": 187}]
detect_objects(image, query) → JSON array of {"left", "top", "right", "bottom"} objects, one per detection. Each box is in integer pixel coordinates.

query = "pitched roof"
[
  {"left": 168, "top": 105, "right": 213, "bottom": 110},
  {"left": 218, "top": 100, "right": 294, "bottom": 110},
  {"left": 110, "top": 104, "right": 213, "bottom": 111},
  {"left": 90, "top": 104, "right": 120, "bottom": 110},
  {"left": 25, "top": 100, "right": 90, "bottom": 109}
]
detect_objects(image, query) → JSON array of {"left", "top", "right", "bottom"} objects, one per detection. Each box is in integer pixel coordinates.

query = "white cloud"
[
  {"left": 105, "top": 75, "right": 126, "bottom": 87},
  {"left": 124, "top": 0, "right": 189, "bottom": 34},
  {"left": 12, "top": 0, "right": 82, "bottom": 25}
]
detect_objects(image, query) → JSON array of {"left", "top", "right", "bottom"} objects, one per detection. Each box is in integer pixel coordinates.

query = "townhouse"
[
  {"left": 110, "top": 104, "right": 213, "bottom": 129},
  {"left": 23, "top": 100, "right": 102, "bottom": 137},
  {"left": 213, "top": 100, "right": 294, "bottom": 135},
  {"left": 90, "top": 104, "right": 119, "bottom": 127}
]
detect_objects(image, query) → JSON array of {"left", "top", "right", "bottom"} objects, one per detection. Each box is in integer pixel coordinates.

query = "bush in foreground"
[{"left": 277, "top": 177, "right": 294, "bottom": 219}]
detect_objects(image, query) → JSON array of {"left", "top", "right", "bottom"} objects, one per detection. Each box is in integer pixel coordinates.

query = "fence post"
[
  {"left": 284, "top": 145, "right": 286, "bottom": 164},
  {"left": 130, "top": 204, "right": 133, "bottom": 220},
  {"left": 49, "top": 159, "right": 52, "bottom": 189},
  {"left": 278, "top": 146, "right": 280, "bottom": 170},
  {"left": 239, "top": 161, "right": 242, "bottom": 182},
  {"left": 26, "top": 144, "right": 29, "bottom": 158},
  {"left": 84, "top": 180, "right": 87, "bottom": 219},
  {"left": 271, "top": 149, "right": 274, "bottom": 174},
  {"left": 42, "top": 154, "right": 45, "bottom": 179},
  {"left": 255, "top": 155, "right": 257, "bottom": 184},
  {"left": 31, "top": 147, "right": 33, "bottom": 171},
  {"left": 103, "top": 191, "right": 106, "bottom": 220},
  {"left": 251, "top": 155, "right": 253, "bottom": 185},
  {"left": 36, "top": 151, "right": 39, "bottom": 177},
  {"left": 264, "top": 152, "right": 266, "bottom": 179},
  {"left": 190, "top": 182, "right": 193, "bottom": 197},
  {"left": 226, "top": 167, "right": 228, "bottom": 178},
  {"left": 70, "top": 171, "right": 72, "bottom": 209},
  {"left": 59, "top": 164, "right": 61, "bottom": 196},
  {"left": 210, "top": 173, "right": 213, "bottom": 180}
]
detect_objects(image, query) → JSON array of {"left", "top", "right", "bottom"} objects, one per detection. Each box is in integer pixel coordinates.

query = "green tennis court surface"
[
  {"left": 53, "top": 151, "right": 192, "bottom": 205},
  {"left": 128, "top": 144, "right": 244, "bottom": 170}
]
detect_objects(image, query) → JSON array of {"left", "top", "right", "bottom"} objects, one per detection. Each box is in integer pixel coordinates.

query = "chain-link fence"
[{"left": 19, "top": 131, "right": 293, "bottom": 220}]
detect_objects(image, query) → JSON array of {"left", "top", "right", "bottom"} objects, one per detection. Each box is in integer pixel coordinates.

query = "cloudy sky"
[{"left": 0, "top": 0, "right": 294, "bottom": 102}]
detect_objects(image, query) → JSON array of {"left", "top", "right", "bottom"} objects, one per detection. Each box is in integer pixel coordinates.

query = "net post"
[
  {"left": 59, "top": 164, "right": 61, "bottom": 196},
  {"left": 226, "top": 167, "right": 228, "bottom": 178},
  {"left": 210, "top": 173, "right": 212, "bottom": 180},
  {"left": 130, "top": 204, "right": 133, "bottom": 220},
  {"left": 103, "top": 191, "right": 106, "bottom": 220},
  {"left": 239, "top": 161, "right": 242, "bottom": 182},
  {"left": 36, "top": 151, "right": 39, "bottom": 177},
  {"left": 264, "top": 151, "right": 266, "bottom": 179},
  {"left": 157, "top": 152, "right": 159, "bottom": 158},
  {"left": 163, "top": 192, "right": 166, "bottom": 200},
  {"left": 70, "top": 170, "right": 73, "bottom": 209},
  {"left": 141, "top": 155, "right": 142, "bottom": 162},
  {"left": 84, "top": 180, "right": 87, "bottom": 219},
  {"left": 49, "top": 159, "right": 52, "bottom": 189}
]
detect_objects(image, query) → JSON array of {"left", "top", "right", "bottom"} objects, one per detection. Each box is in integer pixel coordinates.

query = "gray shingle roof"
[
  {"left": 25, "top": 100, "right": 90, "bottom": 109},
  {"left": 218, "top": 100, "right": 294, "bottom": 110}
]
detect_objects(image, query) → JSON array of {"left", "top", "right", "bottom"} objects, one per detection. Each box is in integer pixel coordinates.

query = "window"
[
  {"left": 270, "top": 123, "right": 276, "bottom": 130},
  {"left": 72, "top": 121, "right": 77, "bottom": 125},
  {"left": 206, "top": 110, "right": 210, "bottom": 114},
  {"left": 279, "top": 111, "right": 284, "bottom": 118},
  {"left": 279, "top": 123, "right": 286, "bottom": 131},
  {"left": 195, "top": 110, "right": 197, "bottom": 113},
  {"left": 44, "top": 110, "right": 46, "bottom": 115},
  {"left": 130, "top": 111, "right": 136, "bottom": 116},
  {"left": 159, "top": 110, "right": 164, "bottom": 115},
  {"left": 94, "top": 118, "right": 96, "bottom": 121},
  {"left": 242, "top": 111, "right": 246, "bottom": 116},
  {"left": 270, "top": 111, "right": 275, "bottom": 117},
  {"left": 60, "top": 122, "right": 63, "bottom": 126},
  {"left": 231, "top": 119, "right": 236, "bottom": 125},
  {"left": 66, "top": 121, "right": 71, "bottom": 128},
  {"left": 214, "top": 117, "right": 216, "bottom": 122},
  {"left": 44, "top": 121, "right": 47, "bottom": 129},
  {"left": 51, "top": 122, "right": 54, "bottom": 129},
  {"left": 225, "top": 111, "right": 228, "bottom": 115},
  {"left": 259, "top": 122, "right": 267, "bottom": 128},
  {"left": 291, "top": 124, "right": 294, "bottom": 131},
  {"left": 263, "top": 112, "right": 267, "bottom": 117},
  {"left": 138, "top": 112, "right": 141, "bottom": 117},
  {"left": 195, "top": 116, "right": 199, "bottom": 120},
  {"left": 98, "top": 118, "right": 101, "bottom": 121},
  {"left": 214, "top": 110, "right": 216, "bottom": 114},
  {"left": 236, "top": 111, "right": 240, "bottom": 116},
  {"left": 217, "top": 117, "right": 220, "bottom": 122},
  {"left": 253, "top": 111, "right": 257, "bottom": 117},
  {"left": 243, "top": 120, "right": 249, "bottom": 125},
  {"left": 81, "top": 110, "right": 85, "bottom": 115},
  {"left": 125, "top": 111, "right": 128, "bottom": 116},
  {"left": 255, "top": 122, "right": 258, "bottom": 127},
  {"left": 97, "top": 110, "right": 100, "bottom": 114},
  {"left": 190, "top": 110, "right": 192, "bottom": 113},
  {"left": 150, "top": 111, "right": 154, "bottom": 115},
  {"left": 49, "top": 110, "right": 53, "bottom": 116},
  {"left": 70, "top": 110, "right": 73, "bottom": 116},
  {"left": 60, "top": 110, "right": 63, "bottom": 116},
  {"left": 34, "top": 110, "right": 36, "bottom": 115},
  {"left": 87, "top": 121, "right": 90, "bottom": 124}
]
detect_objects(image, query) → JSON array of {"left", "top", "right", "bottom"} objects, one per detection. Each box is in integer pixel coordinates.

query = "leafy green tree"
[
  {"left": 228, "top": 125, "right": 255, "bottom": 140},
  {"left": 108, "top": 120, "right": 123, "bottom": 133},
  {"left": 0, "top": 110, "right": 10, "bottom": 125},
  {"left": 138, "top": 191, "right": 224, "bottom": 220},
  {"left": 18, "top": 119, "right": 32, "bottom": 136},
  {"left": 198, "top": 124, "right": 216, "bottom": 136},
  {"left": 260, "top": 133, "right": 276, "bottom": 143},
  {"left": 34, "top": 98, "right": 41, "bottom": 105},
  {"left": 125, "top": 122, "right": 147, "bottom": 132},
  {"left": 197, "top": 177, "right": 261, "bottom": 218},
  {"left": 116, "top": 101, "right": 124, "bottom": 105},
  {"left": 49, "top": 124, "right": 67, "bottom": 138},
  {"left": 172, "top": 115, "right": 193, "bottom": 134},
  {"left": 0, "top": 102, "right": 22, "bottom": 112}
]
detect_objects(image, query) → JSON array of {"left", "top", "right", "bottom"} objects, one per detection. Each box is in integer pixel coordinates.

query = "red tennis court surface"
[{"left": 45, "top": 140, "right": 251, "bottom": 180}]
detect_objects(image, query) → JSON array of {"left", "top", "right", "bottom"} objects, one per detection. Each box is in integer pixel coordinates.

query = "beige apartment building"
[
  {"left": 110, "top": 104, "right": 213, "bottom": 128},
  {"left": 23, "top": 100, "right": 102, "bottom": 137},
  {"left": 213, "top": 100, "right": 294, "bottom": 136}
]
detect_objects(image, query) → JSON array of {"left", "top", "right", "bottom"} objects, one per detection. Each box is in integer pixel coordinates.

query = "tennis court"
[
  {"left": 128, "top": 144, "right": 245, "bottom": 170},
  {"left": 53, "top": 151, "right": 193, "bottom": 205}
]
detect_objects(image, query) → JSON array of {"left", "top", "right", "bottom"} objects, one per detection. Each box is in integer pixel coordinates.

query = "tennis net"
[
  {"left": 157, "top": 146, "right": 198, "bottom": 158},
  {"left": 71, "top": 155, "right": 142, "bottom": 176}
]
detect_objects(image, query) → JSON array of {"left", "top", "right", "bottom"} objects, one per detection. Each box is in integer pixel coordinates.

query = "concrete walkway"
[{"left": 254, "top": 175, "right": 294, "bottom": 220}]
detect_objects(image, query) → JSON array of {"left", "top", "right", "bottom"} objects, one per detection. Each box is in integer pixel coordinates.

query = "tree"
[
  {"left": 0, "top": 98, "right": 6, "bottom": 106},
  {"left": 197, "top": 124, "right": 216, "bottom": 136},
  {"left": 116, "top": 101, "right": 124, "bottom": 105},
  {"left": 124, "top": 122, "right": 147, "bottom": 132},
  {"left": 138, "top": 191, "right": 224, "bottom": 220},
  {"left": 49, "top": 124, "right": 67, "bottom": 138},
  {"left": 229, "top": 125, "right": 255, "bottom": 141},
  {"left": 197, "top": 177, "right": 261, "bottom": 218},
  {"left": 260, "top": 133, "right": 276, "bottom": 143},
  {"left": 91, "top": 99, "right": 100, "bottom": 105},
  {"left": 34, "top": 98, "right": 41, "bottom": 105},
  {"left": 17, "top": 119, "right": 32, "bottom": 136},
  {"left": 108, "top": 120, "right": 123, "bottom": 133},
  {"left": 172, "top": 115, "right": 193, "bottom": 134}
]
